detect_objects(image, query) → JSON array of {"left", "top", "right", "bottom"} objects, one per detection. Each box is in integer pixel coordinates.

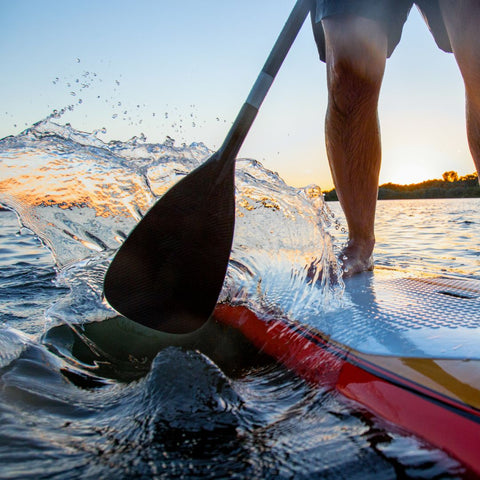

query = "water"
[{"left": 0, "top": 120, "right": 474, "bottom": 478}]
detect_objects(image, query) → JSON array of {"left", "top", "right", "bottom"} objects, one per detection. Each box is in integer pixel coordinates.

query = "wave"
[{"left": 0, "top": 118, "right": 344, "bottom": 332}]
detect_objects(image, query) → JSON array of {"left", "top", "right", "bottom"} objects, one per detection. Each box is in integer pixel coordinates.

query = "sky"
[{"left": 0, "top": 0, "right": 474, "bottom": 190}]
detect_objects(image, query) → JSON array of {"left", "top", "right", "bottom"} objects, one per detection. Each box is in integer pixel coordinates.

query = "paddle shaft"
[
  {"left": 216, "top": 0, "right": 311, "bottom": 174},
  {"left": 103, "top": 0, "right": 312, "bottom": 333}
]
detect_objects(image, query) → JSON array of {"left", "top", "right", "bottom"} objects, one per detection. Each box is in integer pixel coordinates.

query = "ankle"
[
  {"left": 340, "top": 237, "right": 375, "bottom": 277},
  {"left": 344, "top": 237, "right": 375, "bottom": 257}
]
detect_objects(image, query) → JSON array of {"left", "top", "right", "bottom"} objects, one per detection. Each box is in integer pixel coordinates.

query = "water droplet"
[
  {"left": 112, "top": 114, "right": 118, "bottom": 119},
  {"left": 115, "top": 80, "right": 120, "bottom": 86},
  {"left": 76, "top": 58, "right": 81, "bottom": 63},
  {"left": 78, "top": 99, "right": 83, "bottom": 104}
]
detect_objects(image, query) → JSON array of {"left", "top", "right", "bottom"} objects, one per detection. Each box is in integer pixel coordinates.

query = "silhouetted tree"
[
  {"left": 442, "top": 171, "right": 459, "bottom": 182},
  {"left": 323, "top": 171, "right": 480, "bottom": 200}
]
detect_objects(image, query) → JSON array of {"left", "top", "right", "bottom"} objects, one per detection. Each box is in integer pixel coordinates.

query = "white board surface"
[{"left": 304, "top": 269, "right": 480, "bottom": 359}]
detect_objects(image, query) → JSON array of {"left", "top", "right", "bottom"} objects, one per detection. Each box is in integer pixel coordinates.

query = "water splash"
[
  {"left": 0, "top": 121, "right": 465, "bottom": 479},
  {"left": 0, "top": 325, "right": 33, "bottom": 369},
  {"left": 0, "top": 119, "right": 343, "bottom": 328}
]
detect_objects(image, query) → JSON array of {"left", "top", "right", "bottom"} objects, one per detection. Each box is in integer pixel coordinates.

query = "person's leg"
[
  {"left": 438, "top": 0, "right": 480, "bottom": 173},
  {"left": 322, "top": 15, "right": 388, "bottom": 276}
]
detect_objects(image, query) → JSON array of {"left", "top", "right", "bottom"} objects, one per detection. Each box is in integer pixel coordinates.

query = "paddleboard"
[{"left": 213, "top": 268, "right": 480, "bottom": 475}]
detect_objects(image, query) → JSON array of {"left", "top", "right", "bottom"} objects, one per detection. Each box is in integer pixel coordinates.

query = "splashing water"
[
  {"left": 0, "top": 120, "right": 466, "bottom": 479},
  {"left": 0, "top": 118, "right": 344, "bottom": 329}
]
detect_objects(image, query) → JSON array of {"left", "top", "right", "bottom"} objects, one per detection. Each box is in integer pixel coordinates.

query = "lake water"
[{"left": 1, "top": 121, "right": 478, "bottom": 479}]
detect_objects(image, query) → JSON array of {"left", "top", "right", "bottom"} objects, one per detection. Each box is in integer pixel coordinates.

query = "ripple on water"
[{"left": 0, "top": 123, "right": 470, "bottom": 478}]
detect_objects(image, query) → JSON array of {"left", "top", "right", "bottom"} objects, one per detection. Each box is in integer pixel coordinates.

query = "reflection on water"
[
  {"left": 329, "top": 198, "right": 480, "bottom": 278},
  {"left": 0, "top": 119, "right": 471, "bottom": 478},
  {"left": 0, "top": 226, "right": 461, "bottom": 478}
]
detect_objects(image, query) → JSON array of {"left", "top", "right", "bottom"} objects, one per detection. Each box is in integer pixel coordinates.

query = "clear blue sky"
[{"left": 0, "top": 1, "right": 473, "bottom": 189}]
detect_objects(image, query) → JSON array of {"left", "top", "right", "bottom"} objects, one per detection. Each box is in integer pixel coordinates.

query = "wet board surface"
[{"left": 318, "top": 269, "right": 480, "bottom": 359}]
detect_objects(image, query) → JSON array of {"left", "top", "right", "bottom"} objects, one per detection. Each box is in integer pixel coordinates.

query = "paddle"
[{"left": 104, "top": 0, "right": 311, "bottom": 334}]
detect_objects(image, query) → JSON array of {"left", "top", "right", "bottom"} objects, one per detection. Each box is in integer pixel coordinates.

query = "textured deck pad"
[{"left": 308, "top": 269, "right": 480, "bottom": 359}]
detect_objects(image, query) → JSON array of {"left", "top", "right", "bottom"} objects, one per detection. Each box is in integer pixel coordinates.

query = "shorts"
[{"left": 311, "top": 0, "right": 452, "bottom": 62}]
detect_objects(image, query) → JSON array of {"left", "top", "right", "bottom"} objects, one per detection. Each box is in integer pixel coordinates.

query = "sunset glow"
[
  {"left": 0, "top": 1, "right": 473, "bottom": 191},
  {"left": 381, "top": 162, "right": 437, "bottom": 186}
]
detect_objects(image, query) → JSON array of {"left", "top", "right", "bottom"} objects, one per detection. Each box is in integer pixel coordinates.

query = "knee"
[
  {"left": 327, "top": 52, "right": 385, "bottom": 117},
  {"left": 440, "top": 1, "right": 480, "bottom": 90},
  {"left": 322, "top": 16, "right": 387, "bottom": 116},
  {"left": 453, "top": 43, "right": 480, "bottom": 86},
  {"left": 454, "top": 42, "right": 480, "bottom": 104},
  {"left": 447, "top": 21, "right": 480, "bottom": 86}
]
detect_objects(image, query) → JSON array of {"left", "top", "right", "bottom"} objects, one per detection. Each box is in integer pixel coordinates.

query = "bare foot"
[
  {"left": 340, "top": 240, "right": 374, "bottom": 277},
  {"left": 306, "top": 239, "right": 374, "bottom": 283}
]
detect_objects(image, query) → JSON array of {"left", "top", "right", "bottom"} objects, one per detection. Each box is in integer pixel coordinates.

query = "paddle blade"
[{"left": 103, "top": 152, "right": 235, "bottom": 334}]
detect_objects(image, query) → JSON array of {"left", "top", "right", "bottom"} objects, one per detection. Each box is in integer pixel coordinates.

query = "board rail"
[{"left": 213, "top": 302, "right": 480, "bottom": 476}]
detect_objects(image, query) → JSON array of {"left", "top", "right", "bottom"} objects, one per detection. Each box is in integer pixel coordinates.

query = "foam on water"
[{"left": 0, "top": 325, "right": 32, "bottom": 369}]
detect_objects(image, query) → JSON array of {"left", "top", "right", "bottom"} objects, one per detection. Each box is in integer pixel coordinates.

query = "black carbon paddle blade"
[
  {"left": 103, "top": 151, "right": 235, "bottom": 334},
  {"left": 103, "top": 0, "right": 310, "bottom": 334}
]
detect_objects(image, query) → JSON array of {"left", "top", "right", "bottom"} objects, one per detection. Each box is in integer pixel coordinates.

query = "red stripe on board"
[
  {"left": 294, "top": 321, "right": 480, "bottom": 421},
  {"left": 214, "top": 304, "right": 343, "bottom": 386},
  {"left": 337, "top": 361, "right": 480, "bottom": 475},
  {"left": 214, "top": 304, "right": 480, "bottom": 476}
]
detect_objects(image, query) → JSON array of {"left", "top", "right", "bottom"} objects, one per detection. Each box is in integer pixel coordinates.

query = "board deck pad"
[{"left": 307, "top": 269, "right": 480, "bottom": 360}]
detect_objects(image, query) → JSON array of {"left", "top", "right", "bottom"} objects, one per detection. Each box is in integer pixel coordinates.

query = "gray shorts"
[{"left": 311, "top": 0, "right": 452, "bottom": 61}]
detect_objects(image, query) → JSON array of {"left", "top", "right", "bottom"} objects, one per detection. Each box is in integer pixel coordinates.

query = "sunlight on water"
[
  {"left": 328, "top": 198, "right": 480, "bottom": 279},
  {"left": 0, "top": 119, "right": 468, "bottom": 479}
]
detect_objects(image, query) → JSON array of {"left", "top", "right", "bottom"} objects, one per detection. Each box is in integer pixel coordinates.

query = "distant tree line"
[{"left": 323, "top": 172, "right": 480, "bottom": 201}]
